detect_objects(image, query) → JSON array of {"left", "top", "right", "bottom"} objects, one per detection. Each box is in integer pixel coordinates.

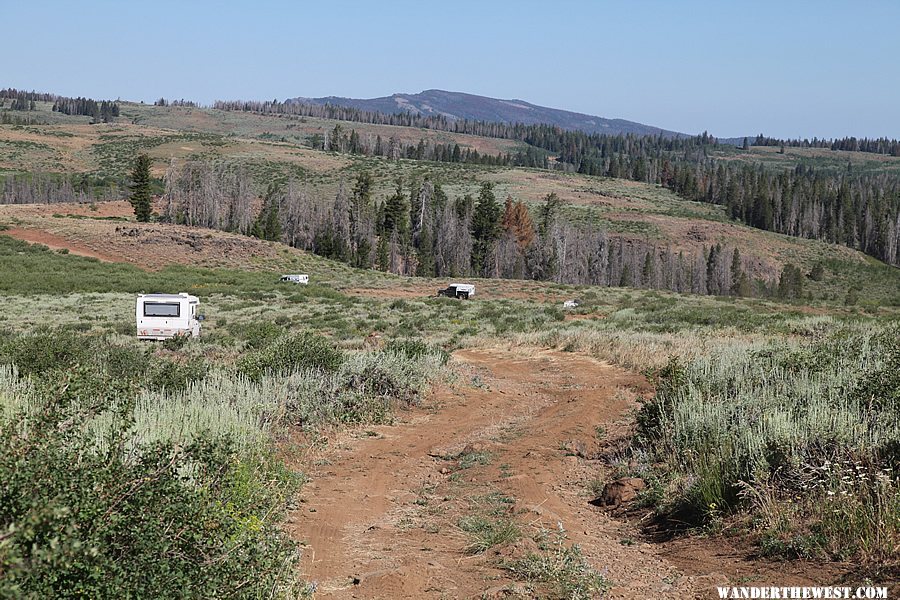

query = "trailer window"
[{"left": 143, "top": 302, "right": 180, "bottom": 317}]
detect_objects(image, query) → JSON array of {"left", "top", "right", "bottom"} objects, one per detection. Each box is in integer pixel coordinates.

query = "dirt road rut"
[{"left": 285, "top": 347, "right": 827, "bottom": 599}]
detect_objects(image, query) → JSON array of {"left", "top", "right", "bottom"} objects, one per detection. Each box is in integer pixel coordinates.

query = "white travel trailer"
[
  {"left": 437, "top": 283, "right": 476, "bottom": 299},
  {"left": 136, "top": 293, "right": 203, "bottom": 340},
  {"left": 279, "top": 274, "right": 309, "bottom": 285}
]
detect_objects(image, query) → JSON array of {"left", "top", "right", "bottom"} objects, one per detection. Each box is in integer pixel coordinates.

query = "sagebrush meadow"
[{"left": 2, "top": 21, "right": 899, "bottom": 596}]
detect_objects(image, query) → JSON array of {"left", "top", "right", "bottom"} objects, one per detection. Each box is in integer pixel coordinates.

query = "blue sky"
[{"left": 6, "top": 0, "right": 899, "bottom": 138}]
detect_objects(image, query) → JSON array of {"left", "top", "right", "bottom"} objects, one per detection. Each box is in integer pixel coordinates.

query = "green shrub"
[
  {"left": 145, "top": 357, "right": 208, "bottom": 392},
  {"left": 161, "top": 334, "right": 190, "bottom": 351},
  {"left": 384, "top": 339, "right": 450, "bottom": 364},
  {"left": 103, "top": 345, "right": 149, "bottom": 380},
  {"left": 229, "top": 320, "right": 286, "bottom": 350},
  {"left": 0, "top": 423, "right": 303, "bottom": 599},
  {"left": 238, "top": 332, "right": 343, "bottom": 380},
  {"left": 850, "top": 326, "right": 900, "bottom": 415},
  {"left": 0, "top": 329, "right": 96, "bottom": 376}
]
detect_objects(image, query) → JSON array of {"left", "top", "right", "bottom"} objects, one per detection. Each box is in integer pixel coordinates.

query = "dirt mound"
[
  {"left": 594, "top": 477, "right": 647, "bottom": 508},
  {"left": 0, "top": 201, "right": 299, "bottom": 271}
]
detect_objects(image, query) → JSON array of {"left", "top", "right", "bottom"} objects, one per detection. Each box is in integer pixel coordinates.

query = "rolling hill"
[
  {"left": 1, "top": 98, "right": 899, "bottom": 305},
  {"left": 288, "top": 89, "right": 689, "bottom": 138}
]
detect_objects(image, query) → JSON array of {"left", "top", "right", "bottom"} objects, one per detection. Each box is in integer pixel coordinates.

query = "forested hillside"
[
  {"left": 216, "top": 100, "right": 900, "bottom": 266},
  {"left": 2, "top": 91, "right": 899, "bottom": 303},
  {"left": 285, "top": 89, "right": 686, "bottom": 137}
]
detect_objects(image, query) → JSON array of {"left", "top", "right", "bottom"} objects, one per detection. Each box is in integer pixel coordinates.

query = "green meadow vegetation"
[
  {"left": 1, "top": 232, "right": 897, "bottom": 594},
  {"left": 0, "top": 241, "right": 455, "bottom": 597},
  {"left": 1, "top": 97, "right": 899, "bottom": 592}
]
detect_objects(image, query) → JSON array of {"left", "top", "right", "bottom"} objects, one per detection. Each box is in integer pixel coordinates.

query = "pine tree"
[
  {"left": 376, "top": 234, "right": 389, "bottom": 271},
  {"left": 383, "top": 180, "right": 409, "bottom": 239},
  {"left": 252, "top": 184, "right": 282, "bottom": 241},
  {"left": 416, "top": 224, "right": 435, "bottom": 276},
  {"left": 328, "top": 124, "right": 344, "bottom": 152},
  {"left": 619, "top": 263, "right": 631, "bottom": 287},
  {"left": 641, "top": 251, "right": 654, "bottom": 287},
  {"left": 729, "top": 248, "right": 743, "bottom": 295},
  {"left": 350, "top": 171, "right": 374, "bottom": 265},
  {"left": 129, "top": 154, "right": 153, "bottom": 222},
  {"left": 470, "top": 183, "right": 502, "bottom": 275}
]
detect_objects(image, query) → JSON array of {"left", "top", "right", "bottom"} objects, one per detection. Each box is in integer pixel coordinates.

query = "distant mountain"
[{"left": 287, "top": 89, "right": 689, "bottom": 138}]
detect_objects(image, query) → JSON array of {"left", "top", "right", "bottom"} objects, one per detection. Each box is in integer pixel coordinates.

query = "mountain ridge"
[{"left": 287, "top": 89, "right": 691, "bottom": 139}]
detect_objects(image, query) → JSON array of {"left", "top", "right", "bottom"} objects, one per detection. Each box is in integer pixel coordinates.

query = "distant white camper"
[
  {"left": 279, "top": 274, "right": 309, "bottom": 285},
  {"left": 136, "top": 293, "right": 203, "bottom": 340},
  {"left": 437, "top": 283, "right": 475, "bottom": 299}
]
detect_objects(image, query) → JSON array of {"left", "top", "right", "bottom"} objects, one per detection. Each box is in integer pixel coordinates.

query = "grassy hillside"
[{"left": 1, "top": 101, "right": 899, "bottom": 304}]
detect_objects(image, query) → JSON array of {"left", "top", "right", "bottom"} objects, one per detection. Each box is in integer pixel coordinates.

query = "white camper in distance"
[
  {"left": 136, "top": 293, "right": 203, "bottom": 340},
  {"left": 280, "top": 274, "right": 309, "bottom": 285},
  {"left": 437, "top": 283, "right": 475, "bottom": 299}
]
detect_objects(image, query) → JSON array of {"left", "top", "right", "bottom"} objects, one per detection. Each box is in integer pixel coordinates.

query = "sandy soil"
[
  {"left": 3, "top": 227, "right": 117, "bottom": 262},
  {"left": 0, "top": 201, "right": 301, "bottom": 271},
  {"left": 285, "top": 347, "right": 850, "bottom": 599}
]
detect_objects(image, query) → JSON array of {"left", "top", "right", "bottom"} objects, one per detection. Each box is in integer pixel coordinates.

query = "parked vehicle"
[
  {"left": 437, "top": 283, "right": 475, "bottom": 299},
  {"left": 136, "top": 293, "right": 203, "bottom": 340},
  {"left": 279, "top": 274, "right": 309, "bottom": 284},
  {"left": 563, "top": 299, "right": 581, "bottom": 308}
]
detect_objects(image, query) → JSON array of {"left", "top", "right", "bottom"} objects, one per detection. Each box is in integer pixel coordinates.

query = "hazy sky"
[{"left": 6, "top": 0, "right": 899, "bottom": 138}]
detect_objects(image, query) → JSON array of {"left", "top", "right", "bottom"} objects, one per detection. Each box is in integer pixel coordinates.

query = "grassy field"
[
  {"left": 1, "top": 99, "right": 898, "bottom": 594},
  {"left": 0, "top": 225, "right": 898, "bottom": 594},
  {"left": 710, "top": 143, "right": 900, "bottom": 176}
]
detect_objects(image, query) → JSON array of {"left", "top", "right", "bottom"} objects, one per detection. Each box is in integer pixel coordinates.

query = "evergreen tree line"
[
  {"left": 214, "top": 98, "right": 900, "bottom": 160},
  {"left": 52, "top": 97, "right": 119, "bottom": 123},
  {"left": 154, "top": 98, "right": 198, "bottom": 107},
  {"left": 0, "top": 173, "right": 121, "bottom": 204},
  {"left": 159, "top": 161, "right": 804, "bottom": 297},
  {"left": 750, "top": 134, "right": 900, "bottom": 156},
  {"left": 555, "top": 137, "right": 900, "bottom": 266},
  {"left": 0, "top": 88, "right": 55, "bottom": 103},
  {"left": 0, "top": 88, "right": 51, "bottom": 110},
  {"left": 315, "top": 123, "right": 547, "bottom": 168},
  {"left": 0, "top": 88, "right": 119, "bottom": 122}
]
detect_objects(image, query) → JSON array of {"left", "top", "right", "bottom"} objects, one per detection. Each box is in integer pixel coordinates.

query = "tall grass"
[
  {"left": 636, "top": 324, "right": 899, "bottom": 564},
  {"left": 0, "top": 321, "right": 449, "bottom": 597},
  {"left": 0, "top": 364, "right": 42, "bottom": 435}
]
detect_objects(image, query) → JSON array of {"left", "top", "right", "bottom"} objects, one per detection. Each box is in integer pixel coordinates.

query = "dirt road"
[{"left": 285, "top": 347, "right": 850, "bottom": 599}]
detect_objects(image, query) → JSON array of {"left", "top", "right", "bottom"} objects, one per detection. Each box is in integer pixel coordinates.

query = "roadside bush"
[
  {"left": 384, "top": 339, "right": 450, "bottom": 365},
  {"left": 0, "top": 329, "right": 96, "bottom": 376},
  {"left": 277, "top": 347, "right": 449, "bottom": 428},
  {"left": 238, "top": 332, "right": 343, "bottom": 380},
  {"left": 633, "top": 325, "right": 900, "bottom": 561},
  {"left": 0, "top": 423, "right": 303, "bottom": 599}
]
